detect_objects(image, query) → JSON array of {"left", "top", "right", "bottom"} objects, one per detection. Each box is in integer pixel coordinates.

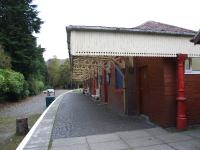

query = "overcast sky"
[{"left": 33, "top": 0, "right": 200, "bottom": 61}]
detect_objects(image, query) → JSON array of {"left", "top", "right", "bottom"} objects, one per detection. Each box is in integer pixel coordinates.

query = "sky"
[{"left": 33, "top": 0, "right": 200, "bottom": 61}]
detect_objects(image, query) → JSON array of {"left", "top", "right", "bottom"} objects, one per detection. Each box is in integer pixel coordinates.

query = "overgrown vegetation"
[
  {"left": 0, "top": 0, "right": 47, "bottom": 101},
  {"left": 47, "top": 57, "right": 80, "bottom": 89}
]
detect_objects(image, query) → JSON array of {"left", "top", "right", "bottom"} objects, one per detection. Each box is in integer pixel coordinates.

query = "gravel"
[{"left": 0, "top": 90, "right": 67, "bottom": 118}]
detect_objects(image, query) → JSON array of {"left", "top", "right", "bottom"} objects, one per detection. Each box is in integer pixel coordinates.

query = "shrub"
[
  {"left": 0, "top": 69, "right": 26, "bottom": 100},
  {"left": 28, "top": 78, "right": 44, "bottom": 95}
]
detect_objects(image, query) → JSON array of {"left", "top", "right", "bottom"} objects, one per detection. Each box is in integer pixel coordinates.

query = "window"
[
  {"left": 115, "top": 68, "right": 123, "bottom": 89},
  {"left": 185, "top": 58, "right": 200, "bottom": 74}
]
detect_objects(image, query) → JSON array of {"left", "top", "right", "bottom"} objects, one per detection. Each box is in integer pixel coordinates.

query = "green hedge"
[
  {"left": 28, "top": 79, "right": 45, "bottom": 95},
  {"left": 0, "top": 69, "right": 28, "bottom": 100}
]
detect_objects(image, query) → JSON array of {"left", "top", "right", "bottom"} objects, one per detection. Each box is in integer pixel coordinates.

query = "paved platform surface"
[
  {"left": 51, "top": 127, "right": 200, "bottom": 150},
  {"left": 51, "top": 93, "right": 154, "bottom": 139},
  {"left": 17, "top": 91, "right": 70, "bottom": 150}
]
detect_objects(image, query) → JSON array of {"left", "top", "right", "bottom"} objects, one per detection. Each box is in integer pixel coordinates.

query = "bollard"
[{"left": 16, "top": 118, "right": 29, "bottom": 135}]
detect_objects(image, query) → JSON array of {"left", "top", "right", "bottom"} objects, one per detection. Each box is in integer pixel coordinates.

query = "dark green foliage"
[
  {"left": 0, "top": 0, "right": 44, "bottom": 77},
  {"left": 0, "top": 0, "right": 47, "bottom": 98},
  {"left": 0, "top": 46, "right": 11, "bottom": 69},
  {"left": 0, "top": 69, "right": 27, "bottom": 100}
]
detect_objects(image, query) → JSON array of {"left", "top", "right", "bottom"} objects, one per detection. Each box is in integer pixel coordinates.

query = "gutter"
[{"left": 66, "top": 25, "right": 196, "bottom": 37}]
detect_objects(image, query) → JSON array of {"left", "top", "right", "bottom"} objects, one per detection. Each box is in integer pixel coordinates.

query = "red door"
[{"left": 139, "top": 67, "right": 149, "bottom": 114}]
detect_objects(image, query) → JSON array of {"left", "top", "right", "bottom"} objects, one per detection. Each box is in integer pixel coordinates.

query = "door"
[{"left": 139, "top": 66, "right": 149, "bottom": 114}]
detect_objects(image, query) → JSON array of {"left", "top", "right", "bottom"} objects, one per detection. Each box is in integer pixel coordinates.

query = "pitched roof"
[
  {"left": 133, "top": 21, "right": 196, "bottom": 36},
  {"left": 66, "top": 21, "right": 196, "bottom": 36}
]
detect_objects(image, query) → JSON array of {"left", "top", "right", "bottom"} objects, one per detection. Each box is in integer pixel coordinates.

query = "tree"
[
  {"left": 47, "top": 56, "right": 61, "bottom": 88},
  {"left": 0, "top": 0, "right": 45, "bottom": 79},
  {"left": 46, "top": 58, "right": 73, "bottom": 88},
  {"left": 58, "top": 59, "right": 71, "bottom": 88},
  {"left": 0, "top": 45, "right": 11, "bottom": 69},
  {"left": 0, "top": 0, "right": 47, "bottom": 97}
]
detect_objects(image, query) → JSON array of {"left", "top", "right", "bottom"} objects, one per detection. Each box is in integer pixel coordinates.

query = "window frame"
[{"left": 185, "top": 58, "right": 200, "bottom": 74}]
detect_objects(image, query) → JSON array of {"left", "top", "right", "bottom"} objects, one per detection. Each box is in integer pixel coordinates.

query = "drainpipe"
[{"left": 176, "top": 54, "right": 187, "bottom": 130}]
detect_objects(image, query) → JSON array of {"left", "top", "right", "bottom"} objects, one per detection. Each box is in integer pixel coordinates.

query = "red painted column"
[
  {"left": 93, "top": 77, "right": 96, "bottom": 95},
  {"left": 176, "top": 54, "right": 187, "bottom": 130},
  {"left": 103, "top": 64, "right": 108, "bottom": 103}
]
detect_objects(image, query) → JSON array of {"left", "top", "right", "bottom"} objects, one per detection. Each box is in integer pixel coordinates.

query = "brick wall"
[
  {"left": 163, "top": 58, "right": 177, "bottom": 127},
  {"left": 162, "top": 58, "right": 200, "bottom": 126},
  {"left": 185, "top": 74, "right": 200, "bottom": 125},
  {"left": 134, "top": 57, "right": 171, "bottom": 127}
]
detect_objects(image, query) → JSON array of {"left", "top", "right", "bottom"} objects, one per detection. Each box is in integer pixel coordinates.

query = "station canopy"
[{"left": 67, "top": 21, "right": 200, "bottom": 81}]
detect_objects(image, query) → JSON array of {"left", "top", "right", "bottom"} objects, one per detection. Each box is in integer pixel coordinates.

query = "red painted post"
[
  {"left": 103, "top": 64, "right": 108, "bottom": 103},
  {"left": 93, "top": 77, "right": 96, "bottom": 95},
  {"left": 176, "top": 54, "right": 187, "bottom": 130}
]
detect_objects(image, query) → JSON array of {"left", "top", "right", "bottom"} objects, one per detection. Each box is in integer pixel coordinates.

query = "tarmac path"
[
  {"left": 52, "top": 92, "right": 154, "bottom": 139},
  {"left": 0, "top": 89, "right": 67, "bottom": 118}
]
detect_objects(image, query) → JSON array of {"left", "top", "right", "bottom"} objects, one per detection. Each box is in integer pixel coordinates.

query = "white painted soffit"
[{"left": 70, "top": 31, "right": 200, "bottom": 57}]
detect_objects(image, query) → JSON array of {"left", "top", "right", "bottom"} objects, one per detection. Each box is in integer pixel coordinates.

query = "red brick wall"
[
  {"left": 134, "top": 57, "right": 200, "bottom": 127},
  {"left": 163, "top": 58, "right": 177, "bottom": 127},
  {"left": 162, "top": 58, "right": 200, "bottom": 126},
  {"left": 185, "top": 74, "right": 200, "bottom": 125},
  {"left": 134, "top": 57, "right": 172, "bottom": 127}
]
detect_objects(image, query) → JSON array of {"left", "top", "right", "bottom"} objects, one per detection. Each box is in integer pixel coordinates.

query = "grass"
[
  {"left": 1, "top": 113, "right": 41, "bottom": 150},
  {"left": 0, "top": 117, "right": 15, "bottom": 126}
]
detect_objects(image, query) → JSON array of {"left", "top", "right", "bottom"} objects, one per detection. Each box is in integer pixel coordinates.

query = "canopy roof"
[
  {"left": 67, "top": 21, "right": 196, "bottom": 37},
  {"left": 67, "top": 21, "right": 200, "bottom": 81}
]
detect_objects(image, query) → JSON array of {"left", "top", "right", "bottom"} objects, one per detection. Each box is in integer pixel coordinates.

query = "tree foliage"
[
  {"left": 47, "top": 56, "right": 61, "bottom": 88},
  {"left": 0, "top": 0, "right": 47, "bottom": 98},
  {"left": 0, "top": 69, "right": 28, "bottom": 100},
  {"left": 0, "top": 0, "right": 46, "bottom": 79},
  {"left": 0, "top": 45, "right": 11, "bottom": 69},
  {"left": 46, "top": 57, "right": 73, "bottom": 88},
  {"left": 58, "top": 59, "right": 71, "bottom": 87}
]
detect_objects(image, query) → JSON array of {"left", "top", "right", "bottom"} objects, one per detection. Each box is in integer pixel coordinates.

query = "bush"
[
  {"left": 0, "top": 69, "right": 27, "bottom": 100},
  {"left": 28, "top": 79, "right": 44, "bottom": 95}
]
